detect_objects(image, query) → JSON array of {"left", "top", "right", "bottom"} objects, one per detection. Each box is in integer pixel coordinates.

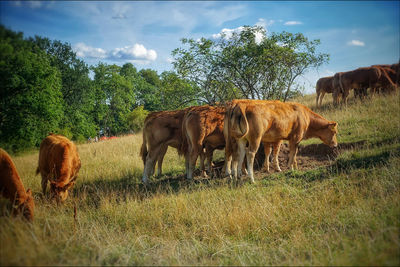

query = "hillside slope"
[{"left": 1, "top": 92, "right": 399, "bottom": 266}]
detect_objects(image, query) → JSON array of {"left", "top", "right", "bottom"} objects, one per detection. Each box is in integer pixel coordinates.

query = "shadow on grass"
[
  {"left": 72, "top": 138, "right": 399, "bottom": 208},
  {"left": 273, "top": 144, "right": 400, "bottom": 183},
  {"left": 72, "top": 167, "right": 234, "bottom": 208}
]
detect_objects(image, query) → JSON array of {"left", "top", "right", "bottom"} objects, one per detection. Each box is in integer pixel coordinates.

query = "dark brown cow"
[
  {"left": 140, "top": 109, "right": 187, "bottom": 184},
  {"left": 332, "top": 72, "right": 346, "bottom": 106},
  {"left": 0, "top": 148, "right": 34, "bottom": 221},
  {"left": 36, "top": 134, "right": 81, "bottom": 202},
  {"left": 182, "top": 105, "right": 226, "bottom": 179},
  {"left": 315, "top": 76, "right": 334, "bottom": 107},
  {"left": 225, "top": 99, "right": 338, "bottom": 183},
  {"left": 333, "top": 66, "right": 396, "bottom": 105},
  {"left": 371, "top": 64, "right": 399, "bottom": 92}
]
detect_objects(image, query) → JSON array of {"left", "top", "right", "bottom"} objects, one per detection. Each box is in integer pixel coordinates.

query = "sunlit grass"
[{"left": 1, "top": 92, "right": 399, "bottom": 266}]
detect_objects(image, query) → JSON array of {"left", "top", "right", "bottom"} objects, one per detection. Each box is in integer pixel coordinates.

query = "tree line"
[{"left": 0, "top": 25, "right": 328, "bottom": 153}]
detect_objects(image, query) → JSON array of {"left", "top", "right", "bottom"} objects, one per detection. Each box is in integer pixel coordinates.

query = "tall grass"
[{"left": 1, "top": 92, "right": 399, "bottom": 266}]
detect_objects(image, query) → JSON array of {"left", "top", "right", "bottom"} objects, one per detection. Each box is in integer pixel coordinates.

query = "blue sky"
[{"left": 1, "top": 1, "right": 399, "bottom": 94}]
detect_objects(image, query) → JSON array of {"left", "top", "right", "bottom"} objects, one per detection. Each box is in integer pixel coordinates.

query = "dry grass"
[{"left": 1, "top": 92, "right": 399, "bottom": 266}]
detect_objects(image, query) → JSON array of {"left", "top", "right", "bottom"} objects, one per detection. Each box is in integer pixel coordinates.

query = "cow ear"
[
  {"left": 329, "top": 122, "right": 337, "bottom": 127},
  {"left": 26, "top": 189, "right": 32, "bottom": 197}
]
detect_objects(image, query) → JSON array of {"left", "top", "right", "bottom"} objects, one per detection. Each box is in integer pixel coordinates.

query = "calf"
[
  {"left": 315, "top": 76, "right": 334, "bottom": 107},
  {"left": 36, "top": 134, "right": 81, "bottom": 202},
  {"left": 0, "top": 148, "right": 34, "bottom": 221},
  {"left": 140, "top": 109, "right": 187, "bottom": 184},
  {"left": 225, "top": 99, "right": 338, "bottom": 183}
]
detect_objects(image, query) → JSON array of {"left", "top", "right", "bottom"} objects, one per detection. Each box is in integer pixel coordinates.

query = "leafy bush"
[{"left": 127, "top": 106, "right": 149, "bottom": 133}]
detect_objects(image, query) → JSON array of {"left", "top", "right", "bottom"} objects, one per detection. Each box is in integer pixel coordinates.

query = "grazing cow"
[
  {"left": 316, "top": 76, "right": 334, "bottom": 107},
  {"left": 0, "top": 148, "right": 34, "bottom": 221},
  {"left": 225, "top": 99, "right": 338, "bottom": 183},
  {"left": 333, "top": 66, "right": 396, "bottom": 105},
  {"left": 36, "top": 134, "right": 81, "bottom": 202},
  {"left": 182, "top": 105, "right": 226, "bottom": 179},
  {"left": 371, "top": 64, "right": 399, "bottom": 93},
  {"left": 140, "top": 109, "right": 187, "bottom": 184}
]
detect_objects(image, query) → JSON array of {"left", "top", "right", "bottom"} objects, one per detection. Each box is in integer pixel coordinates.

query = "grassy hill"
[{"left": 1, "top": 92, "right": 399, "bottom": 265}]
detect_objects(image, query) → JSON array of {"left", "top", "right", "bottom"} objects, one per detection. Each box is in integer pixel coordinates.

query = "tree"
[
  {"left": 172, "top": 26, "right": 329, "bottom": 102},
  {"left": 29, "top": 36, "right": 97, "bottom": 140},
  {"left": 91, "top": 63, "right": 136, "bottom": 135},
  {"left": 159, "top": 71, "right": 197, "bottom": 110},
  {"left": 0, "top": 26, "right": 64, "bottom": 152}
]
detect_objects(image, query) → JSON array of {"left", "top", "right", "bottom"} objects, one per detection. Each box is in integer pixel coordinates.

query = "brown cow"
[
  {"left": 332, "top": 72, "right": 346, "bottom": 106},
  {"left": 140, "top": 109, "right": 188, "bottom": 184},
  {"left": 333, "top": 66, "right": 395, "bottom": 105},
  {"left": 371, "top": 64, "right": 399, "bottom": 93},
  {"left": 315, "top": 76, "right": 334, "bottom": 107},
  {"left": 36, "top": 134, "right": 81, "bottom": 202},
  {"left": 182, "top": 105, "right": 226, "bottom": 179},
  {"left": 0, "top": 148, "right": 34, "bottom": 221},
  {"left": 225, "top": 99, "right": 338, "bottom": 183}
]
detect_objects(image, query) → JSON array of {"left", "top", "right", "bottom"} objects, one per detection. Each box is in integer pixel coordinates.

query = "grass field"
[{"left": 1, "top": 92, "right": 399, "bottom": 266}]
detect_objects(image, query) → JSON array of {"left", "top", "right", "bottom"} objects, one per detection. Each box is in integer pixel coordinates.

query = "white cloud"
[
  {"left": 255, "top": 18, "right": 274, "bottom": 28},
  {"left": 110, "top": 44, "right": 157, "bottom": 61},
  {"left": 73, "top": 43, "right": 157, "bottom": 63},
  {"left": 284, "top": 21, "right": 303, "bottom": 26},
  {"left": 74, "top": 43, "right": 107, "bottom": 59},
  {"left": 212, "top": 18, "right": 271, "bottom": 44},
  {"left": 347, "top": 40, "right": 365, "bottom": 46}
]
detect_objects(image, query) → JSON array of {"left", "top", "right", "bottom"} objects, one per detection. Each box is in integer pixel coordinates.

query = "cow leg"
[
  {"left": 319, "top": 91, "right": 326, "bottom": 107},
  {"left": 246, "top": 138, "right": 261, "bottom": 183},
  {"left": 41, "top": 174, "right": 48, "bottom": 195},
  {"left": 231, "top": 139, "right": 245, "bottom": 180},
  {"left": 343, "top": 89, "right": 350, "bottom": 106},
  {"left": 187, "top": 143, "right": 201, "bottom": 180},
  {"left": 156, "top": 144, "right": 168, "bottom": 176},
  {"left": 272, "top": 141, "right": 282, "bottom": 172},
  {"left": 262, "top": 142, "right": 272, "bottom": 173},
  {"left": 224, "top": 139, "right": 236, "bottom": 178},
  {"left": 142, "top": 145, "right": 162, "bottom": 184},
  {"left": 333, "top": 91, "right": 340, "bottom": 107},
  {"left": 199, "top": 147, "right": 207, "bottom": 178},
  {"left": 288, "top": 142, "right": 299, "bottom": 170},
  {"left": 205, "top": 145, "right": 214, "bottom": 177}
]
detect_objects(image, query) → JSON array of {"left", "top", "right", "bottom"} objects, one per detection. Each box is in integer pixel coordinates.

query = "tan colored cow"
[
  {"left": 140, "top": 109, "right": 188, "bottom": 184},
  {"left": 0, "top": 148, "right": 34, "bottom": 221},
  {"left": 225, "top": 99, "right": 338, "bottom": 183},
  {"left": 315, "top": 76, "right": 334, "bottom": 107},
  {"left": 36, "top": 134, "right": 81, "bottom": 202},
  {"left": 182, "top": 105, "right": 226, "bottom": 179}
]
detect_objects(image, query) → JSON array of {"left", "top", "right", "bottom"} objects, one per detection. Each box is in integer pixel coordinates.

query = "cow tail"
[
  {"left": 231, "top": 104, "right": 249, "bottom": 139},
  {"left": 338, "top": 73, "right": 344, "bottom": 95},
  {"left": 139, "top": 131, "right": 148, "bottom": 164},
  {"left": 180, "top": 114, "right": 189, "bottom": 157},
  {"left": 315, "top": 82, "right": 321, "bottom": 107}
]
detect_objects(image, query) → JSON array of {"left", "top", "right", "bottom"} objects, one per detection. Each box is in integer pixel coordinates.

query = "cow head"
[
  {"left": 50, "top": 179, "right": 76, "bottom": 202},
  {"left": 320, "top": 122, "right": 338, "bottom": 148},
  {"left": 17, "top": 189, "right": 34, "bottom": 221}
]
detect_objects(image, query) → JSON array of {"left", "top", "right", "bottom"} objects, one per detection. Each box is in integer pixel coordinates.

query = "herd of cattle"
[
  {"left": 0, "top": 98, "right": 339, "bottom": 221},
  {"left": 6, "top": 62, "right": 399, "bottom": 222},
  {"left": 315, "top": 63, "right": 399, "bottom": 107},
  {"left": 140, "top": 100, "right": 338, "bottom": 184}
]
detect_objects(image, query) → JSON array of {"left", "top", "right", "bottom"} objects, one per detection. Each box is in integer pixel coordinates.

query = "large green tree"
[
  {"left": 0, "top": 26, "right": 64, "bottom": 152},
  {"left": 172, "top": 26, "right": 329, "bottom": 103},
  {"left": 29, "top": 36, "right": 97, "bottom": 140}
]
